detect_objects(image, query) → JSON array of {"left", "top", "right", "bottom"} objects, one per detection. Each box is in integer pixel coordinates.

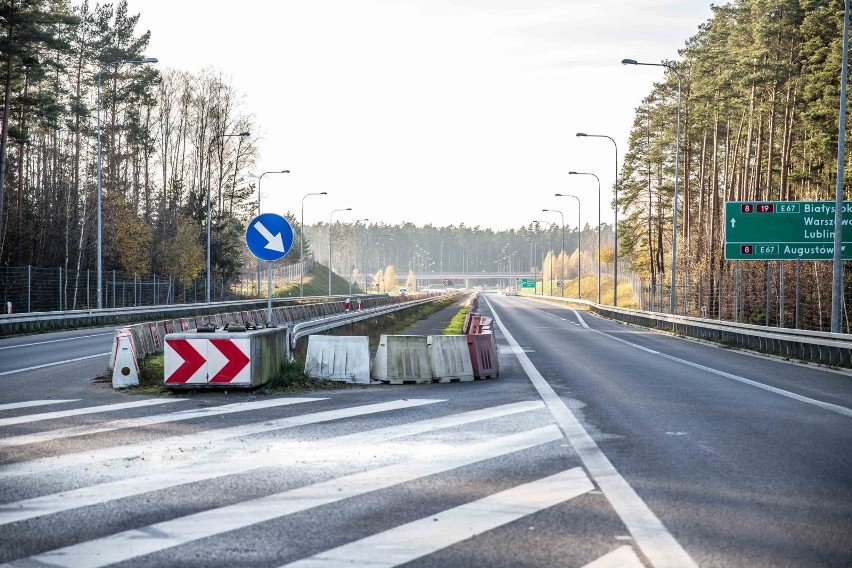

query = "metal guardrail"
[
  {"left": 526, "top": 294, "right": 852, "bottom": 366},
  {"left": 0, "top": 295, "right": 376, "bottom": 337},
  {"left": 291, "top": 293, "right": 460, "bottom": 352}
]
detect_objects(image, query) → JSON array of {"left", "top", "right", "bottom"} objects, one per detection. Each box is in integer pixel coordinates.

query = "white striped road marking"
[
  {"left": 0, "top": 352, "right": 111, "bottom": 376},
  {"left": 0, "top": 401, "right": 544, "bottom": 525},
  {"left": 483, "top": 295, "right": 698, "bottom": 568},
  {"left": 0, "top": 398, "right": 185, "bottom": 427},
  {"left": 12, "top": 426, "right": 564, "bottom": 568},
  {"left": 0, "top": 400, "right": 80, "bottom": 411},
  {"left": 0, "top": 332, "right": 113, "bottom": 350},
  {"left": 0, "top": 398, "right": 440, "bottom": 480},
  {"left": 585, "top": 322, "right": 852, "bottom": 418},
  {"left": 0, "top": 398, "right": 323, "bottom": 447},
  {"left": 283, "top": 467, "right": 593, "bottom": 568},
  {"left": 582, "top": 545, "right": 645, "bottom": 568}
]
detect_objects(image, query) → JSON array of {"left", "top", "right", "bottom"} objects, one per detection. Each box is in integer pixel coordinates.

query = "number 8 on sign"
[{"left": 740, "top": 245, "right": 753, "bottom": 255}]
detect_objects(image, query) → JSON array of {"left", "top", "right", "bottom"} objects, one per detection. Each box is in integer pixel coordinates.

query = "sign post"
[
  {"left": 724, "top": 201, "right": 852, "bottom": 260},
  {"left": 245, "top": 213, "right": 294, "bottom": 324}
]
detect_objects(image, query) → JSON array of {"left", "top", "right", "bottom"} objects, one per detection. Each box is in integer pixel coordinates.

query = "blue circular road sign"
[{"left": 245, "top": 213, "right": 294, "bottom": 261}]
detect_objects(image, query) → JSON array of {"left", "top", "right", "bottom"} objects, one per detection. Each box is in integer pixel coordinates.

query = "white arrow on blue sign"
[{"left": 245, "top": 213, "right": 294, "bottom": 261}]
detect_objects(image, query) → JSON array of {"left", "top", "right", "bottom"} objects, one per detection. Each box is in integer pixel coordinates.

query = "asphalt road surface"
[{"left": 0, "top": 293, "right": 849, "bottom": 567}]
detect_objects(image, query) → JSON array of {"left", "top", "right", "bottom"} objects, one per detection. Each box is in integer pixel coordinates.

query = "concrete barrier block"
[
  {"left": 371, "top": 335, "right": 432, "bottom": 384},
  {"left": 428, "top": 335, "right": 474, "bottom": 382},
  {"left": 304, "top": 336, "right": 370, "bottom": 384}
]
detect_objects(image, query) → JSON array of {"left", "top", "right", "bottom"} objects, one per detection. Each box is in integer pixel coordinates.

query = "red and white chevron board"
[{"left": 164, "top": 337, "right": 251, "bottom": 384}]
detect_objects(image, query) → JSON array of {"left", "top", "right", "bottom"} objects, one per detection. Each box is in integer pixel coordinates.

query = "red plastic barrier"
[
  {"left": 469, "top": 315, "right": 483, "bottom": 334},
  {"left": 147, "top": 322, "right": 162, "bottom": 352},
  {"left": 467, "top": 332, "right": 499, "bottom": 379}
]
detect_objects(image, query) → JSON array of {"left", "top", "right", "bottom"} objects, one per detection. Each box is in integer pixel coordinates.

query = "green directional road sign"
[
  {"left": 724, "top": 201, "right": 852, "bottom": 260},
  {"left": 518, "top": 278, "right": 536, "bottom": 288}
]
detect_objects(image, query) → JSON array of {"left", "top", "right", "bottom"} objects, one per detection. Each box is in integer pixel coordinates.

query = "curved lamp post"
[
  {"left": 577, "top": 132, "right": 619, "bottom": 305},
  {"left": 542, "top": 209, "right": 565, "bottom": 296},
  {"left": 555, "top": 193, "right": 581, "bottom": 299},
  {"left": 97, "top": 57, "right": 158, "bottom": 309},
  {"left": 623, "top": 57, "right": 682, "bottom": 313},
  {"left": 205, "top": 131, "right": 250, "bottom": 302},
  {"left": 255, "top": 170, "right": 289, "bottom": 295},
  {"left": 300, "top": 191, "right": 327, "bottom": 296},
  {"left": 533, "top": 220, "right": 556, "bottom": 296},
  {"left": 569, "top": 171, "right": 601, "bottom": 303},
  {"left": 328, "top": 207, "right": 352, "bottom": 295}
]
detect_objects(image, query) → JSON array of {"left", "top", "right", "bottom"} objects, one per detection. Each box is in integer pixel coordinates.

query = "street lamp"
[
  {"left": 96, "top": 57, "right": 157, "bottom": 309},
  {"left": 569, "top": 171, "right": 601, "bottom": 304},
  {"left": 328, "top": 207, "right": 352, "bottom": 295},
  {"left": 300, "top": 191, "right": 327, "bottom": 296},
  {"left": 254, "top": 170, "right": 290, "bottom": 296},
  {"left": 205, "top": 131, "right": 250, "bottom": 302},
  {"left": 542, "top": 209, "right": 565, "bottom": 296},
  {"left": 555, "top": 194, "right": 581, "bottom": 299},
  {"left": 533, "top": 220, "right": 556, "bottom": 296},
  {"left": 577, "top": 132, "right": 619, "bottom": 305},
  {"left": 623, "top": 57, "right": 682, "bottom": 313}
]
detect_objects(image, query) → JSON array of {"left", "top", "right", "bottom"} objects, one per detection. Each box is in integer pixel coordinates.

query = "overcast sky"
[{"left": 133, "top": 0, "right": 714, "bottom": 231}]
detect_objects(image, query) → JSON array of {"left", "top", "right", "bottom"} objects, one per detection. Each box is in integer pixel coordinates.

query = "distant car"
[{"left": 398, "top": 288, "right": 407, "bottom": 296}]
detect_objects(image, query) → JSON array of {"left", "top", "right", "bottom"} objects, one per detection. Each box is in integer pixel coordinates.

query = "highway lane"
[
  {"left": 0, "top": 327, "right": 115, "bottom": 375},
  {"left": 484, "top": 293, "right": 852, "bottom": 568},
  {"left": 0, "top": 296, "right": 849, "bottom": 566}
]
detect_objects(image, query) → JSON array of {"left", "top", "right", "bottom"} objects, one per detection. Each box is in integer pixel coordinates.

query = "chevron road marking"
[
  {"left": 581, "top": 545, "right": 645, "bottom": 568},
  {"left": 283, "top": 467, "right": 593, "bottom": 568},
  {"left": 0, "top": 398, "right": 446, "bottom": 481},
  {"left": 0, "top": 398, "right": 321, "bottom": 447},
  {"left": 0, "top": 400, "right": 80, "bottom": 411},
  {"left": 0, "top": 398, "right": 185, "bottom": 427},
  {"left": 11, "top": 426, "right": 565, "bottom": 568},
  {"left": 0, "top": 400, "right": 544, "bottom": 525}
]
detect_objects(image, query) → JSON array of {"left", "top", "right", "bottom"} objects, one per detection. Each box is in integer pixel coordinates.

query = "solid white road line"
[
  {"left": 0, "top": 397, "right": 322, "bottom": 447},
  {"left": 0, "top": 398, "right": 185, "bottom": 427},
  {"left": 484, "top": 295, "right": 698, "bottom": 568},
  {"left": 283, "top": 467, "right": 593, "bottom": 568},
  {"left": 544, "top": 303, "right": 851, "bottom": 418},
  {"left": 0, "top": 400, "right": 80, "bottom": 411},
  {"left": 0, "top": 352, "right": 111, "bottom": 376},
  {"left": 0, "top": 332, "right": 112, "bottom": 350},
  {"left": 0, "top": 400, "right": 544, "bottom": 525},
  {"left": 0, "top": 398, "right": 441, "bottom": 480},
  {"left": 582, "top": 545, "right": 645, "bottom": 568},
  {"left": 13, "top": 426, "right": 564, "bottom": 568}
]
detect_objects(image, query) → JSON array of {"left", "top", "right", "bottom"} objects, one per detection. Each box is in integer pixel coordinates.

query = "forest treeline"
[
  {"left": 618, "top": 0, "right": 850, "bottom": 325},
  {"left": 0, "top": 0, "right": 849, "bottom": 327}
]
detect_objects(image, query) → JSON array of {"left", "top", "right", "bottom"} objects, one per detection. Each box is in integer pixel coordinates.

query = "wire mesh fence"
[{"left": 0, "top": 259, "right": 314, "bottom": 314}]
